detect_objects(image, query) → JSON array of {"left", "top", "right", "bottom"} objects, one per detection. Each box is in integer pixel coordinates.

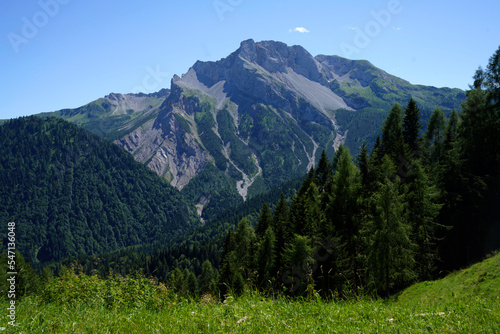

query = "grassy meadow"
[{"left": 1, "top": 253, "right": 499, "bottom": 333}]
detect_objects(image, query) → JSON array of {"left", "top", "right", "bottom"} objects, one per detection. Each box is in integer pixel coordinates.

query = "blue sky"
[{"left": 1, "top": 0, "right": 499, "bottom": 119}]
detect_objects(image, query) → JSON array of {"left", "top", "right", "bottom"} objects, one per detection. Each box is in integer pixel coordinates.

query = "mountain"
[
  {"left": 0, "top": 116, "right": 199, "bottom": 265},
  {"left": 39, "top": 89, "right": 169, "bottom": 141},
  {"left": 38, "top": 40, "right": 466, "bottom": 217}
]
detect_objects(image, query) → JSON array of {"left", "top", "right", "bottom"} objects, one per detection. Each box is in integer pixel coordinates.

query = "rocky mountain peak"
[
  {"left": 112, "top": 40, "right": 465, "bottom": 218},
  {"left": 236, "top": 39, "right": 322, "bottom": 81}
]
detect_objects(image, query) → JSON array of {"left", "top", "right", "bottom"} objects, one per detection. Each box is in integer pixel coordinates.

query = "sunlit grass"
[
  {"left": 2, "top": 254, "right": 499, "bottom": 333},
  {"left": 1, "top": 292, "right": 498, "bottom": 333}
]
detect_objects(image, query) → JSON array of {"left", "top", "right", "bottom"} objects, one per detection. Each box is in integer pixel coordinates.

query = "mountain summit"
[{"left": 43, "top": 40, "right": 465, "bottom": 217}]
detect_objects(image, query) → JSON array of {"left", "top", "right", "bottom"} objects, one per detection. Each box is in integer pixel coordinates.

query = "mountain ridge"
[{"left": 34, "top": 39, "right": 466, "bottom": 217}]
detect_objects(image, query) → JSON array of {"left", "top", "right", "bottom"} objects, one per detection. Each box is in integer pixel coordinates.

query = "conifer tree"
[
  {"left": 272, "top": 193, "right": 290, "bottom": 275},
  {"left": 366, "top": 156, "right": 415, "bottom": 297},
  {"left": 256, "top": 203, "right": 273, "bottom": 239},
  {"left": 218, "top": 230, "right": 237, "bottom": 296},
  {"left": 315, "top": 150, "right": 332, "bottom": 192},
  {"left": 405, "top": 161, "right": 442, "bottom": 280},
  {"left": 282, "top": 234, "right": 313, "bottom": 295},
  {"left": 199, "top": 260, "right": 217, "bottom": 296},
  {"left": 425, "top": 107, "right": 446, "bottom": 165},
  {"left": 403, "top": 98, "right": 423, "bottom": 154},
  {"left": 302, "top": 182, "right": 322, "bottom": 241},
  {"left": 381, "top": 103, "right": 405, "bottom": 162},
  {"left": 234, "top": 218, "right": 256, "bottom": 284},
  {"left": 460, "top": 68, "right": 500, "bottom": 177},
  {"left": 443, "top": 109, "right": 460, "bottom": 152},
  {"left": 356, "top": 141, "right": 369, "bottom": 187},
  {"left": 328, "top": 147, "right": 362, "bottom": 287},
  {"left": 256, "top": 226, "right": 276, "bottom": 290},
  {"left": 298, "top": 166, "right": 315, "bottom": 197}
]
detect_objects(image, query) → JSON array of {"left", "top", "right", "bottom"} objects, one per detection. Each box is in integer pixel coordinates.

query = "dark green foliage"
[
  {"left": 282, "top": 234, "right": 313, "bottom": 295},
  {"left": 425, "top": 108, "right": 446, "bottom": 165},
  {"left": 437, "top": 46, "right": 500, "bottom": 269},
  {"left": 0, "top": 116, "right": 199, "bottom": 265},
  {"left": 314, "top": 150, "right": 332, "bottom": 191},
  {"left": 405, "top": 161, "right": 442, "bottom": 280},
  {"left": 327, "top": 146, "right": 363, "bottom": 287},
  {"left": 256, "top": 227, "right": 276, "bottom": 290},
  {"left": 0, "top": 251, "right": 41, "bottom": 300},
  {"left": 380, "top": 103, "right": 405, "bottom": 162},
  {"left": 272, "top": 194, "right": 290, "bottom": 275},
  {"left": 255, "top": 204, "right": 273, "bottom": 238},
  {"left": 403, "top": 98, "right": 423, "bottom": 153},
  {"left": 199, "top": 260, "right": 218, "bottom": 296},
  {"left": 366, "top": 157, "right": 415, "bottom": 296},
  {"left": 181, "top": 163, "right": 243, "bottom": 220}
]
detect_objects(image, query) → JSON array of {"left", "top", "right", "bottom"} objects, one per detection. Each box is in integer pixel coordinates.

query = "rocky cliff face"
[
  {"left": 108, "top": 40, "right": 465, "bottom": 216},
  {"left": 115, "top": 40, "right": 353, "bottom": 206}
]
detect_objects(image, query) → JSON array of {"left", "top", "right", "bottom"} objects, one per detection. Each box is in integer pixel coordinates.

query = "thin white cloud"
[
  {"left": 289, "top": 27, "right": 310, "bottom": 33},
  {"left": 392, "top": 26, "right": 402, "bottom": 31}
]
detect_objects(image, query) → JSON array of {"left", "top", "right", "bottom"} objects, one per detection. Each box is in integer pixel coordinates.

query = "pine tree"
[
  {"left": 234, "top": 218, "right": 256, "bottom": 284},
  {"left": 302, "top": 182, "right": 322, "bottom": 241},
  {"left": 315, "top": 150, "right": 332, "bottom": 192},
  {"left": 403, "top": 98, "right": 423, "bottom": 154},
  {"left": 460, "top": 66, "right": 500, "bottom": 177},
  {"left": 356, "top": 142, "right": 369, "bottom": 186},
  {"left": 272, "top": 193, "right": 290, "bottom": 275},
  {"left": 425, "top": 107, "right": 446, "bottom": 165},
  {"left": 298, "top": 166, "right": 315, "bottom": 197},
  {"left": 405, "top": 161, "right": 442, "bottom": 280},
  {"left": 443, "top": 109, "right": 460, "bottom": 152},
  {"left": 282, "top": 234, "right": 313, "bottom": 295},
  {"left": 218, "top": 230, "right": 237, "bottom": 296},
  {"left": 328, "top": 147, "right": 362, "bottom": 287},
  {"left": 366, "top": 156, "right": 415, "bottom": 297},
  {"left": 256, "top": 203, "right": 273, "bottom": 239},
  {"left": 199, "top": 260, "right": 217, "bottom": 296},
  {"left": 381, "top": 103, "right": 405, "bottom": 162},
  {"left": 256, "top": 226, "right": 276, "bottom": 290}
]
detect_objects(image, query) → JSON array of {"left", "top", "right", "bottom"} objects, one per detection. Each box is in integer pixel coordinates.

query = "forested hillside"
[
  {"left": 67, "top": 46, "right": 499, "bottom": 300},
  {"left": 215, "top": 48, "right": 500, "bottom": 298},
  {"left": 0, "top": 117, "right": 199, "bottom": 265}
]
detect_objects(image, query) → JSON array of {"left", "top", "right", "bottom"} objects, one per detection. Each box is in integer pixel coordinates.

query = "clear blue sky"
[{"left": 1, "top": 0, "right": 499, "bottom": 119}]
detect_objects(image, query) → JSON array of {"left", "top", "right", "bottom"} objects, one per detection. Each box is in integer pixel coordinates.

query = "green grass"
[
  {"left": 2, "top": 293, "right": 498, "bottom": 333},
  {"left": 2, "top": 254, "right": 499, "bottom": 333},
  {"left": 395, "top": 252, "right": 500, "bottom": 305}
]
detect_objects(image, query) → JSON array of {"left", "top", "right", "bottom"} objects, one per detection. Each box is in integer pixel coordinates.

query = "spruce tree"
[
  {"left": 234, "top": 218, "right": 256, "bottom": 285},
  {"left": 405, "top": 161, "right": 442, "bottom": 280},
  {"left": 381, "top": 103, "right": 405, "bottom": 162},
  {"left": 282, "top": 234, "right": 313, "bottom": 295},
  {"left": 425, "top": 107, "right": 446, "bottom": 165},
  {"left": 199, "top": 260, "right": 217, "bottom": 296},
  {"left": 218, "top": 230, "right": 237, "bottom": 296},
  {"left": 315, "top": 150, "right": 332, "bottom": 192},
  {"left": 302, "top": 182, "right": 322, "bottom": 241},
  {"left": 328, "top": 147, "right": 362, "bottom": 287},
  {"left": 366, "top": 156, "right": 415, "bottom": 297},
  {"left": 256, "top": 203, "right": 273, "bottom": 238},
  {"left": 403, "top": 98, "right": 423, "bottom": 154},
  {"left": 256, "top": 226, "right": 276, "bottom": 290},
  {"left": 272, "top": 193, "right": 290, "bottom": 275}
]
